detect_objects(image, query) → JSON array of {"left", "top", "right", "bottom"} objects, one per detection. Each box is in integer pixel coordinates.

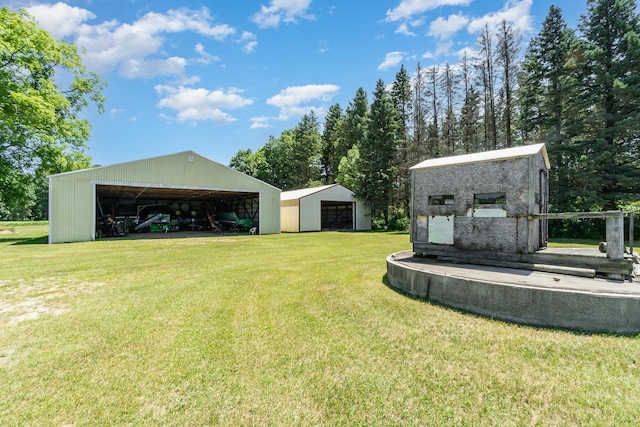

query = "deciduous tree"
[{"left": 0, "top": 7, "right": 105, "bottom": 218}]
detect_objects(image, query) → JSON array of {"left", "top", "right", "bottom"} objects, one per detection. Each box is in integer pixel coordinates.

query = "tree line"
[
  {"left": 231, "top": 0, "right": 640, "bottom": 235},
  {"left": 1, "top": 0, "right": 638, "bottom": 235}
]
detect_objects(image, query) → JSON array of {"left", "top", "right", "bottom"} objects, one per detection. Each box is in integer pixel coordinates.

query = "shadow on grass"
[{"left": 7, "top": 235, "right": 49, "bottom": 245}]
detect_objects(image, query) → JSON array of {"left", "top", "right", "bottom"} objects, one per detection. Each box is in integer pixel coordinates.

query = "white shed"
[
  {"left": 48, "top": 151, "right": 281, "bottom": 243},
  {"left": 280, "top": 184, "right": 371, "bottom": 232}
]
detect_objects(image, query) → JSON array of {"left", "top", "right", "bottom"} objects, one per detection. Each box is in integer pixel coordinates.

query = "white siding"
[
  {"left": 354, "top": 199, "right": 372, "bottom": 231},
  {"left": 280, "top": 200, "right": 300, "bottom": 232},
  {"left": 299, "top": 195, "right": 322, "bottom": 232},
  {"left": 49, "top": 151, "right": 281, "bottom": 243},
  {"left": 280, "top": 184, "right": 371, "bottom": 232}
]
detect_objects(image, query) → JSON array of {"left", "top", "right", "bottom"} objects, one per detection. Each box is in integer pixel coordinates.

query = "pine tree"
[
  {"left": 321, "top": 103, "right": 344, "bottom": 183},
  {"left": 390, "top": 64, "right": 413, "bottom": 214},
  {"left": 460, "top": 86, "right": 481, "bottom": 154},
  {"left": 358, "top": 79, "right": 400, "bottom": 227},
  {"left": 291, "top": 111, "right": 322, "bottom": 188},
  {"left": 518, "top": 5, "right": 580, "bottom": 213},
  {"left": 342, "top": 88, "right": 369, "bottom": 153},
  {"left": 577, "top": 0, "right": 640, "bottom": 210}
]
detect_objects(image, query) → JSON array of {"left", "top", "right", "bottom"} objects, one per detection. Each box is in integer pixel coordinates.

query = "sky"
[{"left": 4, "top": 0, "right": 590, "bottom": 167}]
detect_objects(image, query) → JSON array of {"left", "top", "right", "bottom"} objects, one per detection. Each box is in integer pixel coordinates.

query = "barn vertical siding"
[
  {"left": 280, "top": 200, "right": 300, "bottom": 232},
  {"left": 49, "top": 151, "right": 281, "bottom": 243},
  {"left": 300, "top": 195, "right": 321, "bottom": 232},
  {"left": 49, "top": 174, "right": 95, "bottom": 243},
  {"left": 280, "top": 185, "right": 371, "bottom": 232},
  {"left": 259, "top": 191, "right": 281, "bottom": 234}
]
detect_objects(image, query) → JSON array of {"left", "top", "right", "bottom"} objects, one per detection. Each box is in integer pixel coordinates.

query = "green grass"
[
  {"left": 1, "top": 226, "right": 639, "bottom": 426},
  {"left": 548, "top": 238, "right": 601, "bottom": 248}
]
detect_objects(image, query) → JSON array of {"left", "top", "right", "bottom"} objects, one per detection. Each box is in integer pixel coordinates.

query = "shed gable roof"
[
  {"left": 281, "top": 184, "right": 337, "bottom": 201},
  {"left": 280, "top": 184, "right": 359, "bottom": 201},
  {"left": 410, "top": 143, "right": 550, "bottom": 170}
]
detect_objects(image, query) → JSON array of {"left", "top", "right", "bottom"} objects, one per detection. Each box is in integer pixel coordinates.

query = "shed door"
[
  {"left": 321, "top": 201, "right": 354, "bottom": 230},
  {"left": 428, "top": 215, "right": 454, "bottom": 245}
]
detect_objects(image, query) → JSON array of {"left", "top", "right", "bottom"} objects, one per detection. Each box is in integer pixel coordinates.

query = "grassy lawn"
[{"left": 1, "top": 225, "right": 639, "bottom": 425}]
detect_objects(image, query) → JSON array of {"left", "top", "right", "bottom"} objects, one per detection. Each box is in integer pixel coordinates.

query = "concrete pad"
[{"left": 387, "top": 251, "right": 640, "bottom": 334}]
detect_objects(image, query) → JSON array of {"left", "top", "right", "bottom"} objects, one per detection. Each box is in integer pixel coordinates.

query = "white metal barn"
[
  {"left": 280, "top": 184, "right": 371, "bottom": 232},
  {"left": 48, "top": 151, "right": 281, "bottom": 243}
]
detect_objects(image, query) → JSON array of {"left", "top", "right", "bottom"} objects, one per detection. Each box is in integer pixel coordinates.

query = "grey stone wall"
[{"left": 411, "top": 152, "right": 548, "bottom": 254}]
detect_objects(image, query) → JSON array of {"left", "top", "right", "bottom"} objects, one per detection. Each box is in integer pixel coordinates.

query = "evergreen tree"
[
  {"left": 519, "top": 5, "right": 580, "bottom": 213},
  {"left": 342, "top": 87, "right": 369, "bottom": 156},
  {"left": 291, "top": 111, "right": 322, "bottom": 188},
  {"left": 577, "top": 0, "right": 640, "bottom": 210},
  {"left": 321, "top": 103, "right": 344, "bottom": 184},
  {"left": 358, "top": 79, "right": 400, "bottom": 227},
  {"left": 460, "top": 86, "right": 481, "bottom": 154},
  {"left": 390, "top": 64, "right": 413, "bottom": 213}
]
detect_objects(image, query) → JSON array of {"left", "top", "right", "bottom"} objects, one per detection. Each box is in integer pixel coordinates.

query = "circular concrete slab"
[{"left": 387, "top": 251, "right": 640, "bottom": 334}]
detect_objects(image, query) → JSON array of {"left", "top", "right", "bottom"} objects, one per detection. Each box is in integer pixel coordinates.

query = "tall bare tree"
[
  {"left": 496, "top": 20, "right": 522, "bottom": 147},
  {"left": 476, "top": 24, "right": 498, "bottom": 149}
]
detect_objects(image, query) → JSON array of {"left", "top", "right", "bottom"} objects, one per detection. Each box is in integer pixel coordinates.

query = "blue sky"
[{"left": 6, "top": 0, "right": 588, "bottom": 167}]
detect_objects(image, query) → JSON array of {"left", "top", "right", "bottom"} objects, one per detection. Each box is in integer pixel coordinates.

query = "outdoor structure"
[
  {"left": 48, "top": 151, "right": 281, "bottom": 243},
  {"left": 386, "top": 143, "right": 639, "bottom": 333},
  {"left": 410, "top": 143, "right": 550, "bottom": 255},
  {"left": 409, "top": 143, "right": 636, "bottom": 278},
  {"left": 280, "top": 184, "right": 371, "bottom": 232}
]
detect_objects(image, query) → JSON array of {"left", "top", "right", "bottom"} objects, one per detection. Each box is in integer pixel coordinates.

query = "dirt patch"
[
  {"left": 0, "top": 347, "right": 17, "bottom": 368},
  {"left": 0, "top": 228, "right": 15, "bottom": 234},
  {"left": 0, "top": 278, "right": 104, "bottom": 325}
]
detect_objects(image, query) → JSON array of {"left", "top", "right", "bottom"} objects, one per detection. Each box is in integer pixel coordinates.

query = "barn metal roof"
[
  {"left": 410, "top": 143, "right": 550, "bottom": 170},
  {"left": 280, "top": 184, "right": 338, "bottom": 201}
]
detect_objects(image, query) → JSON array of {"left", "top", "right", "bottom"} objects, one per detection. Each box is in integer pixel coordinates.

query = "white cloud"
[
  {"left": 194, "top": 43, "right": 220, "bottom": 64},
  {"left": 456, "top": 46, "right": 477, "bottom": 61},
  {"left": 468, "top": 0, "right": 533, "bottom": 34},
  {"left": 250, "top": 117, "right": 272, "bottom": 129},
  {"left": 385, "top": 0, "right": 473, "bottom": 22},
  {"left": 378, "top": 51, "right": 405, "bottom": 71},
  {"left": 267, "top": 84, "right": 339, "bottom": 108},
  {"left": 435, "top": 39, "right": 454, "bottom": 56},
  {"left": 267, "top": 84, "right": 339, "bottom": 120},
  {"left": 238, "top": 32, "right": 258, "bottom": 54},
  {"left": 26, "top": 4, "right": 242, "bottom": 79},
  {"left": 26, "top": 2, "right": 95, "bottom": 38},
  {"left": 119, "top": 57, "right": 187, "bottom": 79},
  {"left": 130, "top": 8, "right": 235, "bottom": 41},
  {"left": 251, "top": 0, "right": 315, "bottom": 29},
  {"left": 395, "top": 23, "right": 416, "bottom": 36},
  {"left": 155, "top": 85, "right": 253, "bottom": 124},
  {"left": 429, "top": 13, "right": 469, "bottom": 40}
]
